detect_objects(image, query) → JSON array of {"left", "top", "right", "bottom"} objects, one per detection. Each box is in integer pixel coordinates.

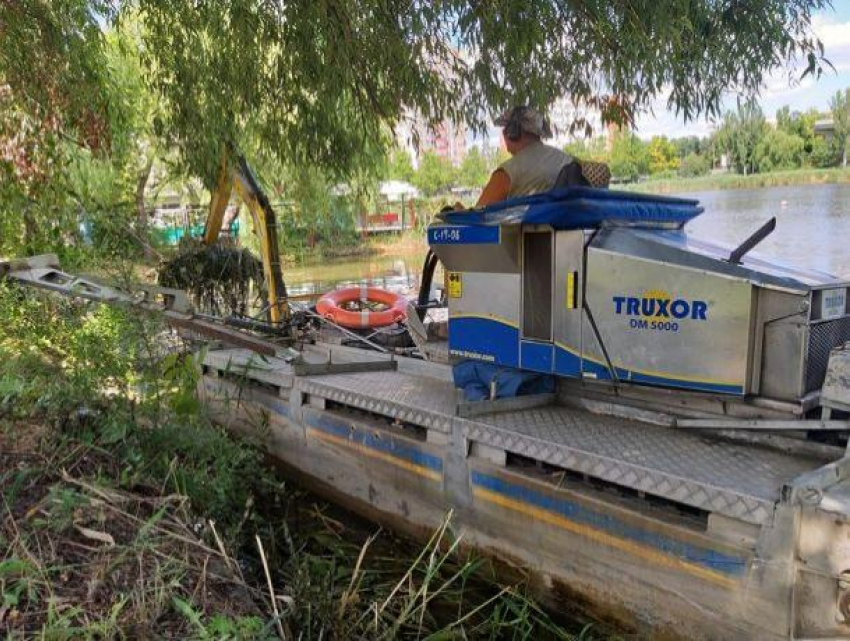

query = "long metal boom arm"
[
  {"left": 202, "top": 152, "right": 289, "bottom": 325},
  {"left": 1, "top": 254, "right": 284, "bottom": 357}
]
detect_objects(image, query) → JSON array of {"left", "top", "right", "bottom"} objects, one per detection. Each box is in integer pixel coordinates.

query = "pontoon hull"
[{"left": 200, "top": 347, "right": 850, "bottom": 640}]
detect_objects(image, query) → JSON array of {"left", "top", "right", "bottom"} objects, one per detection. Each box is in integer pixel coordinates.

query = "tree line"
[
  {"left": 383, "top": 93, "right": 850, "bottom": 194},
  {"left": 571, "top": 95, "right": 850, "bottom": 182}
]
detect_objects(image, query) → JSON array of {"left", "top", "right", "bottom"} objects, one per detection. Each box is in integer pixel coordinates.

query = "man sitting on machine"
[
  {"left": 463, "top": 105, "right": 609, "bottom": 209},
  {"left": 475, "top": 106, "right": 571, "bottom": 206},
  {"left": 422, "top": 107, "right": 610, "bottom": 343}
]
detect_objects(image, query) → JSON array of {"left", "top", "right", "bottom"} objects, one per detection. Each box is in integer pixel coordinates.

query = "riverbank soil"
[{"left": 0, "top": 421, "right": 268, "bottom": 638}]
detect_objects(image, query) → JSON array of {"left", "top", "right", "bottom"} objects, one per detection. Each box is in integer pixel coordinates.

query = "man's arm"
[{"left": 475, "top": 169, "right": 511, "bottom": 207}]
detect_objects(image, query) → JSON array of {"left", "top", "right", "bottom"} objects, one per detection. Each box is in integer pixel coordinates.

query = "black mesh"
[{"left": 806, "top": 317, "right": 850, "bottom": 392}]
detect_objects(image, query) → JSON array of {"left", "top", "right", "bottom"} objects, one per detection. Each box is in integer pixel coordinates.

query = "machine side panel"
[
  {"left": 520, "top": 340, "right": 554, "bottom": 372},
  {"left": 584, "top": 248, "right": 753, "bottom": 395},
  {"left": 449, "top": 272, "right": 521, "bottom": 367},
  {"left": 553, "top": 230, "right": 586, "bottom": 377},
  {"left": 429, "top": 225, "right": 521, "bottom": 273}
]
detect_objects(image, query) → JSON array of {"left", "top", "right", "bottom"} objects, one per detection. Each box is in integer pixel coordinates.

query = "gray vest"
[{"left": 499, "top": 141, "right": 572, "bottom": 197}]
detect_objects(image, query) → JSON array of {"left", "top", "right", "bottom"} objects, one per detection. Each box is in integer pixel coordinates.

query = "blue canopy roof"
[{"left": 436, "top": 186, "right": 703, "bottom": 230}]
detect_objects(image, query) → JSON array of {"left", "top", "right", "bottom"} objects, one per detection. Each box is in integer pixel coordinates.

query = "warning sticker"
[
  {"left": 565, "top": 271, "right": 578, "bottom": 309},
  {"left": 447, "top": 272, "right": 463, "bottom": 298}
]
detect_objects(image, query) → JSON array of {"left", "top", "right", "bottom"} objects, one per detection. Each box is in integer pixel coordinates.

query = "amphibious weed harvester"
[{"left": 427, "top": 187, "right": 850, "bottom": 425}]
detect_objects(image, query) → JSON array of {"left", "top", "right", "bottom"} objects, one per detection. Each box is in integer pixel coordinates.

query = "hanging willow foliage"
[
  {"left": 133, "top": 0, "right": 832, "bottom": 186},
  {"left": 157, "top": 240, "right": 265, "bottom": 317},
  {"left": 0, "top": 0, "right": 835, "bottom": 252}
]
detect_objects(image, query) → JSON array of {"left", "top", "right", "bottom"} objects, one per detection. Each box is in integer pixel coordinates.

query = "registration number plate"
[{"left": 821, "top": 288, "right": 847, "bottom": 320}]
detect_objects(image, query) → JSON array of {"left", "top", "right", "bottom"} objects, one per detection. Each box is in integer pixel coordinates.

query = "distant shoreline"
[{"left": 622, "top": 167, "right": 850, "bottom": 195}]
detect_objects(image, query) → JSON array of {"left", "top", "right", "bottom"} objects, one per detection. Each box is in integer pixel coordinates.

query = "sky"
[{"left": 633, "top": 3, "right": 850, "bottom": 139}]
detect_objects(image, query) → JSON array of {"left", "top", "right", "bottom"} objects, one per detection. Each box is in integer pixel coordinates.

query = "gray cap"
[{"left": 494, "top": 106, "right": 552, "bottom": 139}]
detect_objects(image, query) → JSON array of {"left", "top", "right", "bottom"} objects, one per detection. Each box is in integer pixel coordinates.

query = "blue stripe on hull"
[
  {"left": 471, "top": 470, "right": 747, "bottom": 578},
  {"left": 449, "top": 317, "right": 519, "bottom": 367},
  {"left": 304, "top": 409, "right": 444, "bottom": 474},
  {"left": 520, "top": 340, "right": 554, "bottom": 372},
  {"left": 445, "top": 321, "right": 743, "bottom": 395}
]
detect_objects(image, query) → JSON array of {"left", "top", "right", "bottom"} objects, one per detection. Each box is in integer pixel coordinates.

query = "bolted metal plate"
[
  {"left": 296, "top": 371, "right": 457, "bottom": 433},
  {"left": 460, "top": 406, "right": 824, "bottom": 525},
  {"left": 204, "top": 348, "right": 827, "bottom": 525}
]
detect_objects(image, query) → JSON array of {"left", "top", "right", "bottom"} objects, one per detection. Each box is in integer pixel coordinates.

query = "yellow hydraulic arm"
[{"left": 203, "top": 153, "right": 290, "bottom": 325}]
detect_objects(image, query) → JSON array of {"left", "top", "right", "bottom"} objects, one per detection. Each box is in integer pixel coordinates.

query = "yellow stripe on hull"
[
  {"left": 451, "top": 313, "right": 520, "bottom": 329},
  {"left": 308, "top": 427, "right": 442, "bottom": 482},
  {"left": 473, "top": 487, "right": 738, "bottom": 589},
  {"left": 553, "top": 340, "right": 743, "bottom": 388}
]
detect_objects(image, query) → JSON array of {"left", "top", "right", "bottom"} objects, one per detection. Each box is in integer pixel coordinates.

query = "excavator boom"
[{"left": 203, "top": 153, "right": 289, "bottom": 325}]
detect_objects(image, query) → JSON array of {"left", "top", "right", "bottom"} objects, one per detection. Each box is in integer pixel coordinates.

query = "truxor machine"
[{"left": 429, "top": 187, "right": 850, "bottom": 417}]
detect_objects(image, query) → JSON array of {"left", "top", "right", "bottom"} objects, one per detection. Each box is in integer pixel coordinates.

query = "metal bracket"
[
  {"left": 133, "top": 285, "right": 194, "bottom": 315},
  {"left": 405, "top": 301, "right": 430, "bottom": 358},
  {"left": 456, "top": 392, "right": 556, "bottom": 418},
  {"left": 782, "top": 456, "right": 850, "bottom": 506},
  {"left": 290, "top": 354, "right": 397, "bottom": 376}
]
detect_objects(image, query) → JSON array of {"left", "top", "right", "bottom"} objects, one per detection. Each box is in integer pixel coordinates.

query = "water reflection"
[
  {"left": 285, "top": 253, "right": 428, "bottom": 298},
  {"left": 285, "top": 184, "right": 850, "bottom": 295},
  {"left": 684, "top": 184, "right": 850, "bottom": 277}
]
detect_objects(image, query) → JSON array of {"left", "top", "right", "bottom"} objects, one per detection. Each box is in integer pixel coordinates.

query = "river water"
[
  {"left": 684, "top": 183, "right": 850, "bottom": 278},
  {"left": 286, "top": 183, "right": 850, "bottom": 294}
]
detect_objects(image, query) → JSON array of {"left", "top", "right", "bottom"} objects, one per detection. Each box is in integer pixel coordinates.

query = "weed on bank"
[{"left": 0, "top": 283, "right": 606, "bottom": 639}]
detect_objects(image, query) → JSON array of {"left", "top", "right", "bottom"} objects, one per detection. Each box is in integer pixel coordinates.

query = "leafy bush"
[
  {"left": 678, "top": 152, "right": 711, "bottom": 177},
  {"left": 609, "top": 133, "right": 649, "bottom": 181},
  {"left": 648, "top": 136, "right": 679, "bottom": 174},
  {"left": 808, "top": 136, "right": 839, "bottom": 168},
  {"left": 754, "top": 128, "right": 805, "bottom": 172}
]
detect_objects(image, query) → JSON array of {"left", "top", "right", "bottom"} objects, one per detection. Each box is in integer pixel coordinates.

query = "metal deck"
[
  {"left": 204, "top": 347, "right": 828, "bottom": 526},
  {"left": 460, "top": 406, "right": 811, "bottom": 524}
]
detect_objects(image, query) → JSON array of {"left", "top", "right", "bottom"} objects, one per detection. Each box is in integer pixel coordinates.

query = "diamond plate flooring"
[
  {"left": 205, "top": 348, "right": 827, "bottom": 524},
  {"left": 298, "top": 370, "right": 458, "bottom": 433},
  {"left": 460, "top": 406, "right": 821, "bottom": 524}
]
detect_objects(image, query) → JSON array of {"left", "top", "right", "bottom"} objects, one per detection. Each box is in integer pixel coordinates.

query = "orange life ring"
[{"left": 316, "top": 286, "right": 408, "bottom": 329}]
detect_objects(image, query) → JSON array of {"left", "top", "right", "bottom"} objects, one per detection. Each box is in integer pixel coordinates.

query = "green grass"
[
  {"left": 623, "top": 166, "right": 850, "bottom": 195},
  {"left": 0, "top": 281, "right": 617, "bottom": 639}
]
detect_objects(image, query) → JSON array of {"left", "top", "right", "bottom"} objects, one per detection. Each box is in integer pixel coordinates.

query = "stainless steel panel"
[
  {"left": 552, "top": 231, "right": 586, "bottom": 365},
  {"left": 749, "top": 288, "right": 807, "bottom": 396},
  {"left": 753, "top": 287, "right": 850, "bottom": 400},
  {"left": 580, "top": 314, "right": 610, "bottom": 379},
  {"left": 585, "top": 239, "right": 754, "bottom": 392},
  {"left": 522, "top": 230, "right": 553, "bottom": 341},
  {"left": 760, "top": 320, "right": 807, "bottom": 400},
  {"left": 597, "top": 227, "right": 842, "bottom": 290},
  {"left": 449, "top": 272, "right": 521, "bottom": 327},
  {"left": 435, "top": 220, "right": 850, "bottom": 400}
]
